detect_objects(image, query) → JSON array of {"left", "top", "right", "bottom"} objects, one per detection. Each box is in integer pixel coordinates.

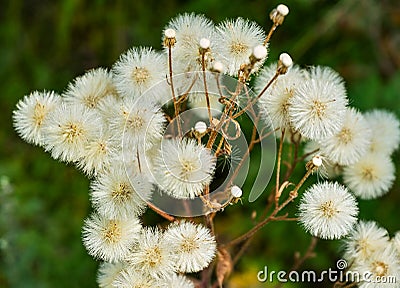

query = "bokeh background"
[{"left": 1, "top": 0, "right": 399, "bottom": 287}]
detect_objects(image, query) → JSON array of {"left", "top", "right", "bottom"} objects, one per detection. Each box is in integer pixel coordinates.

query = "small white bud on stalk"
[
  {"left": 212, "top": 61, "right": 224, "bottom": 73},
  {"left": 252, "top": 45, "right": 268, "bottom": 60},
  {"left": 194, "top": 121, "right": 208, "bottom": 134},
  {"left": 277, "top": 4, "right": 289, "bottom": 16},
  {"left": 199, "top": 38, "right": 211, "bottom": 50},
  {"left": 279, "top": 53, "right": 293, "bottom": 68},
  {"left": 164, "top": 28, "right": 176, "bottom": 38},
  {"left": 231, "top": 185, "right": 243, "bottom": 198},
  {"left": 312, "top": 155, "right": 323, "bottom": 167}
]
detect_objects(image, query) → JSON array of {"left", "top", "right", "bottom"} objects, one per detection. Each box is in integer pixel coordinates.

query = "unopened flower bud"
[
  {"left": 163, "top": 28, "right": 176, "bottom": 47},
  {"left": 279, "top": 53, "right": 293, "bottom": 68},
  {"left": 194, "top": 121, "right": 208, "bottom": 134},
  {"left": 252, "top": 45, "right": 268, "bottom": 60},
  {"left": 212, "top": 61, "right": 224, "bottom": 73},
  {"left": 270, "top": 4, "right": 289, "bottom": 25},
  {"left": 277, "top": 4, "right": 289, "bottom": 16},
  {"left": 231, "top": 185, "right": 243, "bottom": 198},
  {"left": 199, "top": 38, "right": 211, "bottom": 50},
  {"left": 312, "top": 155, "right": 323, "bottom": 167},
  {"left": 164, "top": 28, "right": 176, "bottom": 38}
]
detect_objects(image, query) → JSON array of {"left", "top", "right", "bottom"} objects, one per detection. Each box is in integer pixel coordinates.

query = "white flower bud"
[
  {"left": 279, "top": 53, "right": 293, "bottom": 68},
  {"left": 199, "top": 38, "right": 211, "bottom": 49},
  {"left": 312, "top": 155, "right": 323, "bottom": 167},
  {"left": 194, "top": 121, "right": 207, "bottom": 134},
  {"left": 277, "top": 4, "right": 289, "bottom": 16},
  {"left": 212, "top": 61, "right": 224, "bottom": 73},
  {"left": 252, "top": 45, "right": 268, "bottom": 60},
  {"left": 164, "top": 28, "right": 176, "bottom": 38},
  {"left": 231, "top": 185, "right": 242, "bottom": 198}
]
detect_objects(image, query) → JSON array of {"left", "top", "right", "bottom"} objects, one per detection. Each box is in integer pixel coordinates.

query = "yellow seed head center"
[
  {"left": 63, "top": 123, "right": 84, "bottom": 143},
  {"left": 230, "top": 42, "right": 248, "bottom": 56},
  {"left": 132, "top": 67, "right": 150, "bottom": 84},
  {"left": 112, "top": 183, "right": 132, "bottom": 202},
  {"left": 145, "top": 246, "right": 162, "bottom": 268},
  {"left": 372, "top": 261, "right": 388, "bottom": 277},
  {"left": 319, "top": 200, "right": 337, "bottom": 218},
  {"left": 33, "top": 102, "right": 46, "bottom": 126},
  {"left": 181, "top": 237, "right": 199, "bottom": 253},
  {"left": 312, "top": 100, "right": 327, "bottom": 118},
  {"left": 338, "top": 128, "right": 353, "bottom": 144},
  {"left": 361, "top": 167, "right": 375, "bottom": 181},
  {"left": 104, "top": 221, "right": 121, "bottom": 243},
  {"left": 128, "top": 115, "right": 145, "bottom": 130}
]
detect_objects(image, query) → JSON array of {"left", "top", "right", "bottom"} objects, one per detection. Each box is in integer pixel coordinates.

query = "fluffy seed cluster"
[
  {"left": 341, "top": 221, "right": 400, "bottom": 287},
  {"left": 12, "top": 4, "right": 400, "bottom": 288},
  {"left": 154, "top": 138, "right": 216, "bottom": 199},
  {"left": 298, "top": 181, "right": 358, "bottom": 240}
]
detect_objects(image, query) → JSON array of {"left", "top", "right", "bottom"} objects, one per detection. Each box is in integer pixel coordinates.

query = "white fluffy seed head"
[
  {"left": 214, "top": 17, "right": 266, "bottom": 76},
  {"left": 342, "top": 151, "right": 395, "bottom": 199},
  {"left": 298, "top": 181, "right": 359, "bottom": 240},
  {"left": 319, "top": 107, "right": 372, "bottom": 166},
  {"left": 277, "top": 4, "right": 289, "bottom": 16},
  {"left": 252, "top": 45, "right": 268, "bottom": 60},
  {"left": 12, "top": 90, "right": 61, "bottom": 146},
  {"left": 82, "top": 213, "right": 142, "bottom": 262},
  {"left": 164, "top": 28, "right": 176, "bottom": 38},
  {"left": 164, "top": 221, "right": 217, "bottom": 273},
  {"left": 194, "top": 121, "right": 208, "bottom": 133},
  {"left": 199, "top": 38, "right": 211, "bottom": 49},
  {"left": 127, "top": 227, "right": 177, "bottom": 279},
  {"left": 279, "top": 52, "right": 293, "bottom": 67},
  {"left": 153, "top": 138, "right": 216, "bottom": 199},
  {"left": 231, "top": 185, "right": 243, "bottom": 198},
  {"left": 343, "top": 220, "right": 390, "bottom": 263}
]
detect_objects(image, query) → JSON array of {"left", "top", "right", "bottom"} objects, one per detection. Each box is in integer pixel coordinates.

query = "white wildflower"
[
  {"left": 97, "top": 261, "right": 127, "bottom": 288},
  {"left": 164, "top": 221, "right": 217, "bottom": 273},
  {"left": 320, "top": 107, "right": 371, "bottom": 165},
  {"left": 215, "top": 17, "right": 266, "bottom": 76},
  {"left": 343, "top": 220, "right": 390, "bottom": 263},
  {"left": 165, "top": 13, "right": 215, "bottom": 73},
  {"left": 343, "top": 152, "right": 395, "bottom": 199},
  {"left": 256, "top": 64, "right": 305, "bottom": 130},
  {"left": 112, "top": 267, "right": 157, "bottom": 288},
  {"left": 109, "top": 97, "right": 165, "bottom": 149},
  {"left": 364, "top": 109, "right": 400, "bottom": 155},
  {"left": 76, "top": 131, "right": 118, "bottom": 176},
  {"left": 288, "top": 66, "right": 348, "bottom": 140},
  {"left": 127, "top": 227, "right": 177, "bottom": 279},
  {"left": 298, "top": 181, "right": 358, "bottom": 239},
  {"left": 352, "top": 246, "right": 400, "bottom": 288},
  {"left": 90, "top": 163, "right": 152, "bottom": 219},
  {"left": 63, "top": 68, "right": 118, "bottom": 110},
  {"left": 82, "top": 212, "right": 141, "bottom": 262},
  {"left": 43, "top": 103, "right": 102, "bottom": 162},
  {"left": 154, "top": 138, "right": 216, "bottom": 199},
  {"left": 13, "top": 90, "right": 61, "bottom": 146},
  {"left": 113, "top": 47, "right": 167, "bottom": 98}
]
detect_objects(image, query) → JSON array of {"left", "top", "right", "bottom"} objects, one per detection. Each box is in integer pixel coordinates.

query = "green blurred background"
[{"left": 0, "top": 0, "right": 399, "bottom": 287}]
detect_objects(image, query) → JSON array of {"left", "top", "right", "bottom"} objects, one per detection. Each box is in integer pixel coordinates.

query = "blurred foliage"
[{"left": 0, "top": 0, "right": 399, "bottom": 287}]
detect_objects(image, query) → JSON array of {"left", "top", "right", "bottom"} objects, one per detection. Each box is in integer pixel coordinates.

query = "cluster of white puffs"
[{"left": 12, "top": 3, "right": 400, "bottom": 287}]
